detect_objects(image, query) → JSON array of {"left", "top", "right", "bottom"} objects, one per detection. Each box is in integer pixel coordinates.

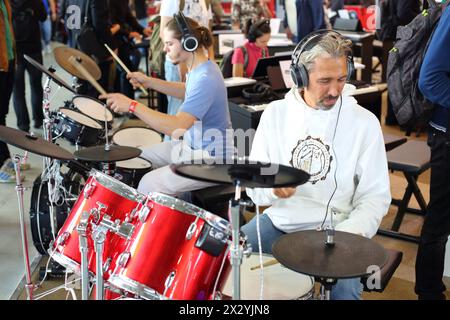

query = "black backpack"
[
  {"left": 220, "top": 46, "right": 249, "bottom": 78},
  {"left": 386, "top": 0, "right": 448, "bottom": 127}
]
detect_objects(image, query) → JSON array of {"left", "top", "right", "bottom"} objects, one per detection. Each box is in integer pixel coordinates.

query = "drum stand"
[
  {"left": 77, "top": 211, "right": 91, "bottom": 300},
  {"left": 228, "top": 180, "right": 253, "bottom": 300},
  {"left": 12, "top": 155, "right": 34, "bottom": 300},
  {"left": 77, "top": 202, "right": 134, "bottom": 300}
]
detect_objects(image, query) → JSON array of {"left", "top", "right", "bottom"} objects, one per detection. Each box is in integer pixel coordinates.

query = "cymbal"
[
  {"left": 74, "top": 145, "right": 142, "bottom": 162},
  {"left": 170, "top": 159, "right": 310, "bottom": 188},
  {"left": 0, "top": 126, "right": 74, "bottom": 160},
  {"left": 24, "top": 54, "right": 76, "bottom": 94},
  {"left": 272, "top": 230, "right": 388, "bottom": 279},
  {"left": 54, "top": 46, "right": 102, "bottom": 81}
]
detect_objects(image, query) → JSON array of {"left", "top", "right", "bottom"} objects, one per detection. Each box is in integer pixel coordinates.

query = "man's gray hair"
[{"left": 298, "top": 33, "right": 353, "bottom": 73}]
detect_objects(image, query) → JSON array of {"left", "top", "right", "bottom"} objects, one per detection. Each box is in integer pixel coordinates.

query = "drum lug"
[
  {"left": 163, "top": 271, "right": 176, "bottom": 295},
  {"left": 103, "top": 258, "right": 111, "bottom": 273},
  {"left": 138, "top": 206, "right": 150, "bottom": 223},
  {"left": 185, "top": 222, "right": 197, "bottom": 240},
  {"left": 57, "top": 232, "right": 70, "bottom": 245},
  {"left": 83, "top": 182, "right": 96, "bottom": 199},
  {"left": 76, "top": 211, "right": 91, "bottom": 237},
  {"left": 117, "top": 252, "right": 131, "bottom": 268},
  {"left": 213, "top": 291, "right": 223, "bottom": 300}
]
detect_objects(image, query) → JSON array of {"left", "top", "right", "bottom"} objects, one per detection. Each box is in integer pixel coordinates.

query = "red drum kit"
[{"left": 0, "top": 48, "right": 387, "bottom": 301}]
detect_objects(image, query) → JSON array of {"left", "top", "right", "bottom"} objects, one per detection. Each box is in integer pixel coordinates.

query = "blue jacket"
[
  {"left": 282, "top": 0, "right": 326, "bottom": 43},
  {"left": 418, "top": 5, "right": 450, "bottom": 131}
]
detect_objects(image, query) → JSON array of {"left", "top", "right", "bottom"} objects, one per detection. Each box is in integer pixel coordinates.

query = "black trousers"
[
  {"left": 415, "top": 127, "right": 450, "bottom": 300},
  {"left": 13, "top": 52, "right": 44, "bottom": 132},
  {"left": 0, "top": 61, "right": 15, "bottom": 165}
]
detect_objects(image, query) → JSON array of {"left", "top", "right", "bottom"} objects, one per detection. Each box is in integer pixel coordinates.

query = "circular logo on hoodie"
[{"left": 290, "top": 136, "right": 332, "bottom": 184}]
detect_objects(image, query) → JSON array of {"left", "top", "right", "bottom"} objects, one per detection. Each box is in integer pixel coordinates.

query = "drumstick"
[
  {"left": 68, "top": 56, "right": 107, "bottom": 96},
  {"left": 104, "top": 44, "right": 149, "bottom": 96},
  {"left": 250, "top": 258, "right": 280, "bottom": 270}
]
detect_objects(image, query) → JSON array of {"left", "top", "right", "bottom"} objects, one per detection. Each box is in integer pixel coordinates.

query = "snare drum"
[
  {"left": 222, "top": 254, "right": 315, "bottom": 300},
  {"left": 114, "top": 157, "right": 153, "bottom": 188},
  {"left": 51, "top": 170, "right": 146, "bottom": 278},
  {"left": 112, "top": 127, "right": 162, "bottom": 149},
  {"left": 72, "top": 95, "right": 114, "bottom": 128},
  {"left": 108, "top": 193, "right": 231, "bottom": 300},
  {"left": 53, "top": 108, "right": 104, "bottom": 147}
]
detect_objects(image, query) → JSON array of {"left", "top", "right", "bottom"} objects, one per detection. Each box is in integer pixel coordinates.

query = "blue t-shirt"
[
  {"left": 419, "top": 5, "right": 450, "bottom": 131},
  {"left": 181, "top": 60, "right": 234, "bottom": 158}
]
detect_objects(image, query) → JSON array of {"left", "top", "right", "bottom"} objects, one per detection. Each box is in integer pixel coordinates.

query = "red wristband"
[{"left": 129, "top": 100, "right": 138, "bottom": 114}]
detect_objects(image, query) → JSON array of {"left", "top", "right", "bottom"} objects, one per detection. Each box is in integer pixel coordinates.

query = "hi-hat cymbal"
[
  {"left": 54, "top": 46, "right": 102, "bottom": 81},
  {"left": 24, "top": 54, "right": 76, "bottom": 94},
  {"left": 272, "top": 230, "right": 388, "bottom": 279},
  {"left": 170, "top": 159, "right": 310, "bottom": 188},
  {"left": 74, "top": 145, "right": 142, "bottom": 162},
  {"left": 0, "top": 126, "right": 74, "bottom": 160}
]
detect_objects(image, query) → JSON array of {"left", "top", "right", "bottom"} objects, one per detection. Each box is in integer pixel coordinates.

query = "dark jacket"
[
  {"left": 0, "top": 0, "right": 16, "bottom": 71},
  {"left": 110, "top": 0, "right": 144, "bottom": 48},
  {"left": 10, "top": 0, "right": 46, "bottom": 54},
  {"left": 62, "top": 0, "right": 117, "bottom": 51},
  {"left": 419, "top": 5, "right": 450, "bottom": 131},
  {"left": 282, "top": 0, "right": 326, "bottom": 42}
]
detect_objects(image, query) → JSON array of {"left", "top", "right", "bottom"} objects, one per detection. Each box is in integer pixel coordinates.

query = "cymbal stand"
[
  {"left": 318, "top": 278, "right": 337, "bottom": 300},
  {"left": 318, "top": 212, "right": 336, "bottom": 300},
  {"left": 228, "top": 180, "right": 253, "bottom": 300},
  {"left": 41, "top": 71, "right": 58, "bottom": 238},
  {"left": 12, "top": 155, "right": 34, "bottom": 300}
]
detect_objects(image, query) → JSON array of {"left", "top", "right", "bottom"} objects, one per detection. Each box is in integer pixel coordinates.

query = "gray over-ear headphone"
[
  {"left": 173, "top": 11, "right": 199, "bottom": 52},
  {"left": 290, "top": 30, "right": 355, "bottom": 88}
]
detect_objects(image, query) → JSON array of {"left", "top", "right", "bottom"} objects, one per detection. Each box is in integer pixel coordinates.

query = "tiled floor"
[{"left": 1, "top": 45, "right": 449, "bottom": 300}]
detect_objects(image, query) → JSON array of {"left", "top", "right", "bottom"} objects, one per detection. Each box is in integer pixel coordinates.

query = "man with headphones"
[
  {"left": 242, "top": 30, "right": 391, "bottom": 299},
  {"left": 100, "top": 12, "right": 234, "bottom": 195},
  {"left": 160, "top": 0, "right": 214, "bottom": 121}
]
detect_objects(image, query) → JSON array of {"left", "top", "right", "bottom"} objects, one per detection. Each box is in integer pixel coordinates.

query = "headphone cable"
[{"left": 319, "top": 95, "right": 343, "bottom": 230}]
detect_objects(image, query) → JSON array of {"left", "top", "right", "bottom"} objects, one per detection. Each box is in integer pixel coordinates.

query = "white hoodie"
[{"left": 246, "top": 87, "right": 391, "bottom": 238}]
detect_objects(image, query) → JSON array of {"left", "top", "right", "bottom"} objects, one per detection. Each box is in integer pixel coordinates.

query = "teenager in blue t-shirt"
[{"left": 100, "top": 13, "right": 235, "bottom": 196}]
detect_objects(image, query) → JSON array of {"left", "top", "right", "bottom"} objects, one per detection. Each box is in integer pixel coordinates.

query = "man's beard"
[{"left": 316, "top": 95, "right": 340, "bottom": 110}]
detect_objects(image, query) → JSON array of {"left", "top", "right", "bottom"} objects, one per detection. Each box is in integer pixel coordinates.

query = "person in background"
[
  {"left": 416, "top": 3, "right": 450, "bottom": 300},
  {"left": 231, "top": 0, "right": 271, "bottom": 31},
  {"left": 133, "top": 0, "right": 149, "bottom": 28},
  {"left": 210, "top": 0, "right": 224, "bottom": 25},
  {"left": 282, "top": 0, "right": 326, "bottom": 43},
  {"left": 40, "top": 0, "right": 56, "bottom": 54},
  {"left": 110, "top": 0, "right": 151, "bottom": 99},
  {"left": 11, "top": 0, "right": 46, "bottom": 133},
  {"left": 381, "top": 0, "right": 421, "bottom": 126},
  {"left": 0, "top": 0, "right": 26, "bottom": 182},
  {"left": 61, "top": 0, "right": 117, "bottom": 96},
  {"left": 232, "top": 18, "right": 271, "bottom": 78}
]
